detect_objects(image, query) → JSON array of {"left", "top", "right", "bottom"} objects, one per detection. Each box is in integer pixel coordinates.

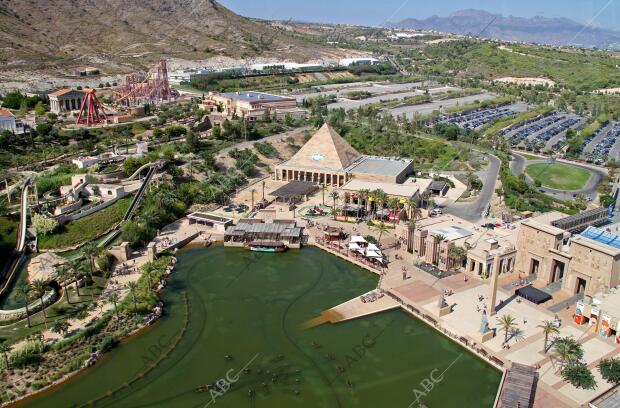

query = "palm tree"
[
  {"left": 496, "top": 314, "right": 518, "bottom": 343},
  {"left": 434, "top": 233, "right": 446, "bottom": 244},
  {"left": 78, "top": 260, "right": 96, "bottom": 302},
  {"left": 143, "top": 264, "right": 154, "bottom": 292},
  {"left": 539, "top": 320, "right": 560, "bottom": 353},
  {"left": 0, "top": 341, "right": 12, "bottom": 370},
  {"left": 387, "top": 197, "right": 400, "bottom": 221},
  {"left": 55, "top": 265, "right": 72, "bottom": 303},
  {"left": 358, "top": 188, "right": 370, "bottom": 219},
  {"left": 30, "top": 280, "right": 49, "bottom": 328},
  {"left": 250, "top": 188, "right": 256, "bottom": 210},
  {"left": 127, "top": 281, "right": 139, "bottom": 315},
  {"left": 18, "top": 283, "right": 32, "bottom": 328},
  {"left": 261, "top": 180, "right": 266, "bottom": 200},
  {"left": 51, "top": 320, "right": 70, "bottom": 337},
  {"left": 447, "top": 246, "right": 466, "bottom": 271},
  {"left": 108, "top": 292, "right": 120, "bottom": 319},
  {"left": 329, "top": 190, "right": 340, "bottom": 220},
  {"left": 321, "top": 184, "right": 328, "bottom": 206},
  {"left": 372, "top": 189, "right": 387, "bottom": 220},
  {"left": 343, "top": 192, "right": 350, "bottom": 221},
  {"left": 69, "top": 259, "right": 83, "bottom": 298},
  {"left": 372, "top": 222, "right": 391, "bottom": 245},
  {"left": 553, "top": 337, "right": 583, "bottom": 370},
  {"left": 82, "top": 242, "right": 101, "bottom": 280}
]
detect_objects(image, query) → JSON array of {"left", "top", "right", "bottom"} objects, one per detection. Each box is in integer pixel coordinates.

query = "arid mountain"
[
  {"left": 0, "top": 0, "right": 346, "bottom": 75},
  {"left": 391, "top": 9, "right": 620, "bottom": 50}
]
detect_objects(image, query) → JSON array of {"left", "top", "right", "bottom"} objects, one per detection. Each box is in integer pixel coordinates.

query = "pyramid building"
[{"left": 275, "top": 123, "right": 414, "bottom": 188}]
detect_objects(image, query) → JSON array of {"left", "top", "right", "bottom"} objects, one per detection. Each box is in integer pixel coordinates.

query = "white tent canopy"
[
  {"left": 349, "top": 242, "right": 363, "bottom": 251},
  {"left": 366, "top": 249, "right": 383, "bottom": 258},
  {"left": 350, "top": 235, "right": 367, "bottom": 244},
  {"left": 367, "top": 243, "right": 381, "bottom": 252}
]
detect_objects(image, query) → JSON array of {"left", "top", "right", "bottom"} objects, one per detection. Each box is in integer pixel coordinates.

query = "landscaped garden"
[
  {"left": 525, "top": 163, "right": 592, "bottom": 190},
  {"left": 38, "top": 197, "right": 132, "bottom": 250}
]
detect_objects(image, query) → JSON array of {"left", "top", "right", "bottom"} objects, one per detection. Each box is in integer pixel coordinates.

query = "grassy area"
[
  {"left": 38, "top": 197, "right": 132, "bottom": 250},
  {"left": 0, "top": 276, "right": 107, "bottom": 342},
  {"left": 525, "top": 163, "right": 592, "bottom": 190},
  {"left": 0, "top": 215, "right": 18, "bottom": 263}
]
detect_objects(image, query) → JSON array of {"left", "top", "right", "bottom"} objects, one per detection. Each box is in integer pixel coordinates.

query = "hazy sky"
[{"left": 219, "top": 0, "right": 619, "bottom": 31}]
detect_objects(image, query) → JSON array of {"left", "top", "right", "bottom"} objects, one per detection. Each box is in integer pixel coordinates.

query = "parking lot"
[
  {"left": 504, "top": 112, "right": 582, "bottom": 152},
  {"left": 434, "top": 101, "right": 528, "bottom": 129},
  {"left": 584, "top": 122, "right": 620, "bottom": 164}
]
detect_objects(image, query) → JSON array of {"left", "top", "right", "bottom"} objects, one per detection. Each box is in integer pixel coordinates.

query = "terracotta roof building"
[{"left": 48, "top": 88, "right": 85, "bottom": 113}]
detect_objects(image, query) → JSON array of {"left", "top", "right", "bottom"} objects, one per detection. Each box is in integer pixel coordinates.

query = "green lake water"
[{"left": 20, "top": 246, "right": 501, "bottom": 408}]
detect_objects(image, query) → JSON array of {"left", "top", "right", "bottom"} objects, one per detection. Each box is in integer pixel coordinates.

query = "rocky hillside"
[
  {"left": 391, "top": 9, "right": 620, "bottom": 50},
  {"left": 0, "top": 0, "right": 344, "bottom": 74}
]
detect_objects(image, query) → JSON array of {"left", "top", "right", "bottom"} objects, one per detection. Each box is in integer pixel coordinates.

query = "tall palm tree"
[
  {"left": 0, "top": 341, "right": 12, "bottom": 370},
  {"left": 408, "top": 200, "right": 422, "bottom": 239},
  {"left": 539, "top": 320, "right": 560, "bottom": 353},
  {"left": 434, "top": 233, "right": 446, "bottom": 244},
  {"left": 373, "top": 189, "right": 387, "bottom": 220},
  {"left": 143, "top": 264, "right": 154, "bottom": 292},
  {"left": 329, "top": 190, "right": 340, "bottom": 220},
  {"left": 496, "top": 315, "right": 518, "bottom": 343},
  {"left": 127, "top": 281, "right": 139, "bottom": 315},
  {"left": 358, "top": 188, "right": 370, "bottom": 219},
  {"left": 18, "top": 283, "right": 32, "bottom": 328},
  {"left": 82, "top": 242, "right": 101, "bottom": 280},
  {"left": 78, "top": 260, "right": 96, "bottom": 302},
  {"left": 321, "top": 185, "right": 328, "bottom": 206},
  {"left": 108, "top": 292, "right": 120, "bottom": 319},
  {"left": 343, "top": 192, "right": 351, "bottom": 221},
  {"left": 69, "top": 259, "right": 83, "bottom": 298},
  {"left": 30, "top": 280, "right": 49, "bottom": 327},
  {"left": 55, "top": 265, "right": 72, "bottom": 304},
  {"left": 372, "top": 222, "right": 391, "bottom": 245},
  {"left": 261, "top": 180, "right": 266, "bottom": 200},
  {"left": 250, "top": 188, "right": 256, "bottom": 210},
  {"left": 387, "top": 197, "right": 400, "bottom": 221}
]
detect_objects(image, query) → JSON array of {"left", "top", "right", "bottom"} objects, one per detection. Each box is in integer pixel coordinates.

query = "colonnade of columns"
[
  {"left": 50, "top": 97, "right": 83, "bottom": 113},
  {"left": 276, "top": 167, "right": 346, "bottom": 187},
  {"left": 466, "top": 255, "right": 515, "bottom": 278}
]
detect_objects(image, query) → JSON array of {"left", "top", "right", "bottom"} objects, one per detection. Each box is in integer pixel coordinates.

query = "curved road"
[
  {"left": 443, "top": 153, "right": 501, "bottom": 223},
  {"left": 510, "top": 153, "right": 606, "bottom": 201}
]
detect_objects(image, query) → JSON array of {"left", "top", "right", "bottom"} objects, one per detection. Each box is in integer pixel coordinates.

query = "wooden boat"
[{"left": 245, "top": 241, "right": 287, "bottom": 253}]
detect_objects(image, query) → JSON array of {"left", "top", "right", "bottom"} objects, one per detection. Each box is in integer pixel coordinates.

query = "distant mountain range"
[{"left": 390, "top": 9, "right": 620, "bottom": 50}]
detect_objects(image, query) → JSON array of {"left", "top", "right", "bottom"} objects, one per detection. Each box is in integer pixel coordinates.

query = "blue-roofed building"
[{"left": 200, "top": 91, "right": 306, "bottom": 121}]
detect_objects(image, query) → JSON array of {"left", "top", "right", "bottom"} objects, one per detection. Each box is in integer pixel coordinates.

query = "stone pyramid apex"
[{"left": 286, "top": 123, "right": 361, "bottom": 170}]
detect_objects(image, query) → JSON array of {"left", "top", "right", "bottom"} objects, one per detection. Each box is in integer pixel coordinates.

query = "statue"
[
  {"left": 437, "top": 289, "right": 447, "bottom": 308},
  {"left": 480, "top": 310, "right": 489, "bottom": 334}
]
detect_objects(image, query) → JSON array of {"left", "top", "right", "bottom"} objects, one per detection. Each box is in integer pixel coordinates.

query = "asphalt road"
[
  {"left": 442, "top": 153, "right": 501, "bottom": 223},
  {"left": 510, "top": 153, "right": 606, "bottom": 200}
]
